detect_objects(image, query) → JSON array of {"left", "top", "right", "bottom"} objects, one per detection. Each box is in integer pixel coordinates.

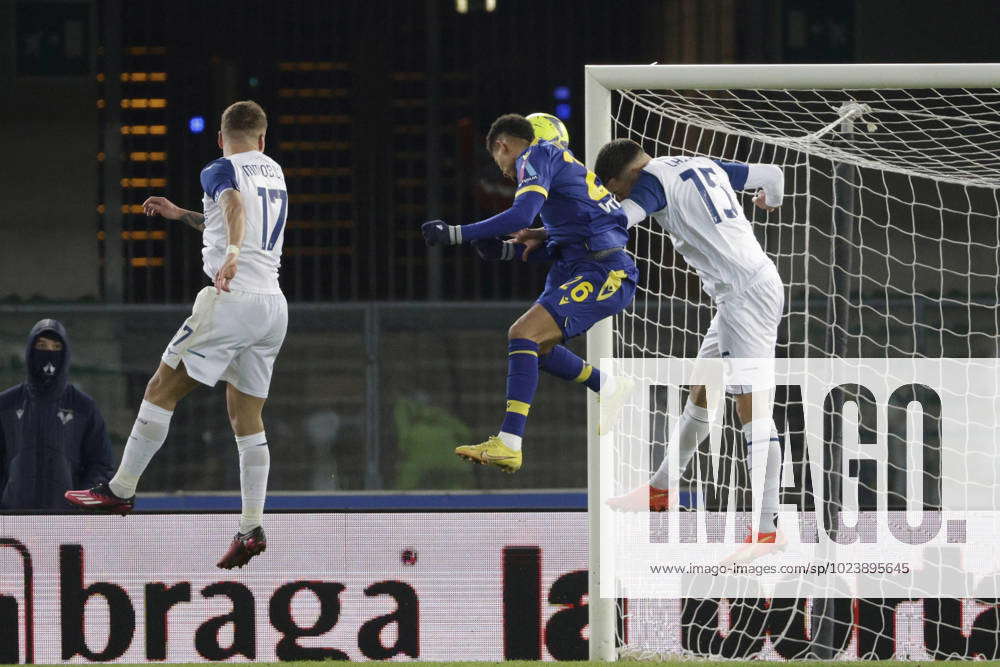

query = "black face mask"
[{"left": 28, "top": 349, "right": 63, "bottom": 389}]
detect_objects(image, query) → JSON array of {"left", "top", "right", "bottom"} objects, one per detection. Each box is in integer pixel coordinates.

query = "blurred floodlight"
[
  {"left": 455, "top": 0, "right": 496, "bottom": 12},
  {"left": 188, "top": 116, "right": 205, "bottom": 133}
]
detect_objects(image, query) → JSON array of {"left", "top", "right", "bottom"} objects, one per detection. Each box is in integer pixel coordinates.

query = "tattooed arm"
[
  {"left": 142, "top": 196, "right": 206, "bottom": 232},
  {"left": 178, "top": 210, "right": 206, "bottom": 231}
]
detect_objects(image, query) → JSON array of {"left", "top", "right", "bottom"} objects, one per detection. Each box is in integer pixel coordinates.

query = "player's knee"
[
  {"left": 144, "top": 363, "right": 196, "bottom": 410},
  {"left": 230, "top": 413, "right": 264, "bottom": 437},
  {"left": 143, "top": 372, "right": 163, "bottom": 401},
  {"left": 508, "top": 325, "right": 557, "bottom": 349},
  {"left": 689, "top": 385, "right": 708, "bottom": 408},
  {"left": 508, "top": 317, "right": 558, "bottom": 343},
  {"left": 227, "top": 393, "right": 264, "bottom": 436},
  {"left": 735, "top": 392, "right": 758, "bottom": 423},
  {"left": 227, "top": 409, "right": 246, "bottom": 435},
  {"left": 508, "top": 321, "right": 532, "bottom": 341}
]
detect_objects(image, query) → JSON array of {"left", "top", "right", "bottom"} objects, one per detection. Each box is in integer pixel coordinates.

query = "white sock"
[
  {"left": 236, "top": 431, "right": 271, "bottom": 533},
  {"left": 744, "top": 419, "right": 782, "bottom": 534},
  {"left": 497, "top": 431, "right": 522, "bottom": 451},
  {"left": 650, "top": 400, "right": 711, "bottom": 490},
  {"left": 237, "top": 431, "right": 270, "bottom": 534},
  {"left": 109, "top": 400, "right": 173, "bottom": 498}
]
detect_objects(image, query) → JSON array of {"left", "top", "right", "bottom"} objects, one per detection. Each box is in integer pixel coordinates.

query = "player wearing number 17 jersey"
[
  {"left": 595, "top": 139, "right": 787, "bottom": 556},
  {"left": 65, "top": 101, "right": 288, "bottom": 569}
]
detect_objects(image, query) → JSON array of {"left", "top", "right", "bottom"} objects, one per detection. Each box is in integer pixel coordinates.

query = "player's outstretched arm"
[
  {"left": 744, "top": 164, "right": 784, "bottom": 211},
  {"left": 421, "top": 191, "right": 545, "bottom": 246},
  {"left": 214, "top": 189, "right": 245, "bottom": 293},
  {"left": 714, "top": 160, "right": 784, "bottom": 211},
  {"left": 142, "top": 196, "right": 205, "bottom": 231}
]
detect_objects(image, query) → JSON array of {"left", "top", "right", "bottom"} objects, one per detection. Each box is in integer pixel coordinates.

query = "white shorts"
[
  {"left": 697, "top": 265, "right": 784, "bottom": 394},
  {"left": 162, "top": 286, "right": 288, "bottom": 399}
]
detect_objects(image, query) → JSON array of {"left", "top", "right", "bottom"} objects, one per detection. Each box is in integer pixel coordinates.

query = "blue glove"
[
  {"left": 472, "top": 239, "right": 516, "bottom": 261},
  {"left": 422, "top": 219, "right": 461, "bottom": 246}
]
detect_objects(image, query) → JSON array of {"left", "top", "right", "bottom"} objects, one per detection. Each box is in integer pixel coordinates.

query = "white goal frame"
[{"left": 583, "top": 62, "right": 1000, "bottom": 661}]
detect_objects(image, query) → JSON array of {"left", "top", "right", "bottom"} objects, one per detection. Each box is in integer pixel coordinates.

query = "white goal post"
[{"left": 584, "top": 63, "right": 1000, "bottom": 661}]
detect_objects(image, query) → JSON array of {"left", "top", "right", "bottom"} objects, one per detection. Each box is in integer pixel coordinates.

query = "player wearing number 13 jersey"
[
  {"left": 421, "top": 114, "right": 638, "bottom": 473},
  {"left": 65, "top": 101, "right": 286, "bottom": 569},
  {"left": 595, "top": 139, "right": 787, "bottom": 554}
]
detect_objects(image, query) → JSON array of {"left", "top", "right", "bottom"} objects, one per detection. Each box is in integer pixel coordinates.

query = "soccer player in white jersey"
[
  {"left": 65, "top": 101, "right": 288, "bottom": 569},
  {"left": 592, "top": 139, "right": 786, "bottom": 551}
]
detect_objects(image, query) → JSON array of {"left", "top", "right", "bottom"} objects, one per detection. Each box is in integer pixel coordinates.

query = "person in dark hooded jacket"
[{"left": 0, "top": 319, "right": 113, "bottom": 509}]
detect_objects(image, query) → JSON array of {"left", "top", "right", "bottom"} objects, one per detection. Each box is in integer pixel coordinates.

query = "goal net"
[{"left": 585, "top": 65, "right": 1000, "bottom": 661}]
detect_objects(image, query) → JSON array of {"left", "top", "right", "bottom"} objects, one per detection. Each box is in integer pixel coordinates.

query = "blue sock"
[
  {"left": 539, "top": 345, "right": 602, "bottom": 392},
  {"left": 499, "top": 339, "right": 540, "bottom": 438}
]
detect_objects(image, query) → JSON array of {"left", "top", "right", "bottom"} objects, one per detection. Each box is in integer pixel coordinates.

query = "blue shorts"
[{"left": 536, "top": 250, "right": 638, "bottom": 340}]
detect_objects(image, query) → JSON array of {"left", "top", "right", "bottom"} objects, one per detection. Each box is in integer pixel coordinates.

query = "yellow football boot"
[{"left": 455, "top": 435, "right": 522, "bottom": 474}]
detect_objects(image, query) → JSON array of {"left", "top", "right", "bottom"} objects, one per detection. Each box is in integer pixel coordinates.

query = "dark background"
[{"left": 3, "top": 0, "right": 1000, "bottom": 304}]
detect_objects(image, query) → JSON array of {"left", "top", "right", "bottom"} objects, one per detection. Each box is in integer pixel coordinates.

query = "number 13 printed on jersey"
[{"left": 680, "top": 167, "right": 739, "bottom": 224}]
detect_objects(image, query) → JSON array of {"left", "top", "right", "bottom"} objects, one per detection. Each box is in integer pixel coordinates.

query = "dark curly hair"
[
  {"left": 594, "top": 138, "right": 644, "bottom": 184},
  {"left": 485, "top": 113, "right": 534, "bottom": 151}
]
